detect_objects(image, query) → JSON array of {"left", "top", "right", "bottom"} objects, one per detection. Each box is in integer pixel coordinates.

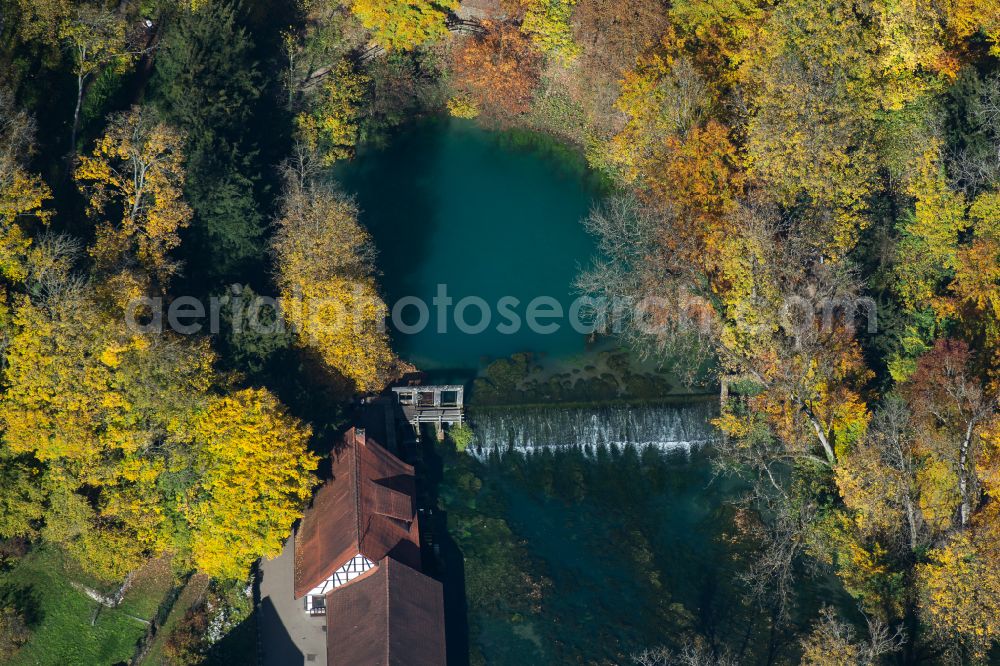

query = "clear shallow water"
[
  {"left": 469, "top": 444, "right": 755, "bottom": 664},
  {"left": 336, "top": 118, "right": 602, "bottom": 371}
]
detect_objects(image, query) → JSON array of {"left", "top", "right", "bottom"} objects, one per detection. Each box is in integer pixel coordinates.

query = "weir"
[{"left": 466, "top": 400, "right": 718, "bottom": 459}]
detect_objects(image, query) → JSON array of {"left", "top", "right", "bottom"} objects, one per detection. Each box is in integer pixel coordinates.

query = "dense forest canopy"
[{"left": 0, "top": 0, "right": 999, "bottom": 663}]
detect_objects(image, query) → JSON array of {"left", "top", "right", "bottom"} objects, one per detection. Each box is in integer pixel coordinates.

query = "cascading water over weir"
[{"left": 465, "top": 399, "right": 718, "bottom": 459}]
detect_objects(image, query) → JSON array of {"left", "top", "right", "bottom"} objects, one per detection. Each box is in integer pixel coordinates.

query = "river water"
[
  {"left": 336, "top": 119, "right": 761, "bottom": 664},
  {"left": 467, "top": 401, "right": 718, "bottom": 458}
]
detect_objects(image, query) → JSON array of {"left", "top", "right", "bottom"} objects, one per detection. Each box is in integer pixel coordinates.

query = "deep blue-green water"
[
  {"left": 336, "top": 118, "right": 602, "bottom": 371},
  {"left": 475, "top": 445, "right": 749, "bottom": 664},
  {"left": 335, "top": 119, "right": 804, "bottom": 665}
]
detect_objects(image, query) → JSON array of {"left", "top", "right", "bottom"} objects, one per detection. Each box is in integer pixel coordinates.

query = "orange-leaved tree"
[{"left": 453, "top": 21, "right": 542, "bottom": 118}]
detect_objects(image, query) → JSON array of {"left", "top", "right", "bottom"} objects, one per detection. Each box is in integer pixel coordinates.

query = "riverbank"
[{"left": 469, "top": 346, "right": 717, "bottom": 407}]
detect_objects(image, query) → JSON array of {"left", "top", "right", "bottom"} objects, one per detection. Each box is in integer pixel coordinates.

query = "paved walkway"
[{"left": 259, "top": 537, "right": 327, "bottom": 666}]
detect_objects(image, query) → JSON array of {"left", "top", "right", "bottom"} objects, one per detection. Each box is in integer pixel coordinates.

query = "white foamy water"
[{"left": 466, "top": 401, "right": 718, "bottom": 459}]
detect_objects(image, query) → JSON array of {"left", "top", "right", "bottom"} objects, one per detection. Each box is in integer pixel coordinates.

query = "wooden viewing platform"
[{"left": 392, "top": 385, "right": 465, "bottom": 439}]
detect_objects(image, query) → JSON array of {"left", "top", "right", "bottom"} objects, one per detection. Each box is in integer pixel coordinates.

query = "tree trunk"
[
  {"left": 114, "top": 569, "right": 137, "bottom": 606},
  {"left": 71, "top": 73, "right": 84, "bottom": 153},
  {"left": 804, "top": 406, "right": 836, "bottom": 465},
  {"left": 958, "top": 420, "right": 975, "bottom": 526},
  {"left": 903, "top": 492, "right": 919, "bottom": 552}
]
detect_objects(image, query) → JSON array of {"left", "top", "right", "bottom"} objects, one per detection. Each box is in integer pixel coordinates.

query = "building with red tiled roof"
[
  {"left": 294, "top": 427, "right": 422, "bottom": 613},
  {"left": 290, "top": 425, "right": 446, "bottom": 665},
  {"left": 325, "top": 557, "right": 446, "bottom": 666}
]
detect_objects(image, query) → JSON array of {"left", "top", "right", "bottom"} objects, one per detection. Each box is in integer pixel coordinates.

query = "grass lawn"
[
  {"left": 138, "top": 574, "right": 259, "bottom": 666},
  {"left": 138, "top": 573, "right": 209, "bottom": 666},
  {"left": 1, "top": 546, "right": 175, "bottom": 666}
]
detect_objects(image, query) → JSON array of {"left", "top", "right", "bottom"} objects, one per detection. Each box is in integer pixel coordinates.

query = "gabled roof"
[
  {"left": 294, "top": 428, "right": 421, "bottom": 599},
  {"left": 325, "top": 557, "right": 446, "bottom": 666}
]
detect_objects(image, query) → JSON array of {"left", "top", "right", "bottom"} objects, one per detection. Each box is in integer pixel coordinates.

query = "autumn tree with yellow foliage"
[
  {"left": 348, "top": 0, "right": 456, "bottom": 51},
  {"left": 273, "top": 161, "right": 400, "bottom": 392},
  {"left": 178, "top": 389, "right": 318, "bottom": 579},
  {"left": 295, "top": 59, "right": 369, "bottom": 164},
  {"left": 0, "top": 89, "right": 50, "bottom": 283},
  {"left": 917, "top": 515, "right": 1000, "bottom": 659},
  {"left": 75, "top": 106, "right": 192, "bottom": 306},
  {"left": 516, "top": 0, "right": 579, "bottom": 63}
]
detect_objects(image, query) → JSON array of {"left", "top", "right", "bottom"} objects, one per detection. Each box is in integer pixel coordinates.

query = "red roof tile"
[
  {"left": 325, "top": 557, "right": 446, "bottom": 665},
  {"left": 294, "top": 428, "right": 421, "bottom": 599}
]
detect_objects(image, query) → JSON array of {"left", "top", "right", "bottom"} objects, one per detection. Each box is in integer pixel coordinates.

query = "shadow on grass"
[{"left": 0, "top": 583, "right": 43, "bottom": 627}]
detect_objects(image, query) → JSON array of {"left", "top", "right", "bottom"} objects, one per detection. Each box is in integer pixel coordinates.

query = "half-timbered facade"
[{"left": 290, "top": 425, "right": 446, "bottom": 664}]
